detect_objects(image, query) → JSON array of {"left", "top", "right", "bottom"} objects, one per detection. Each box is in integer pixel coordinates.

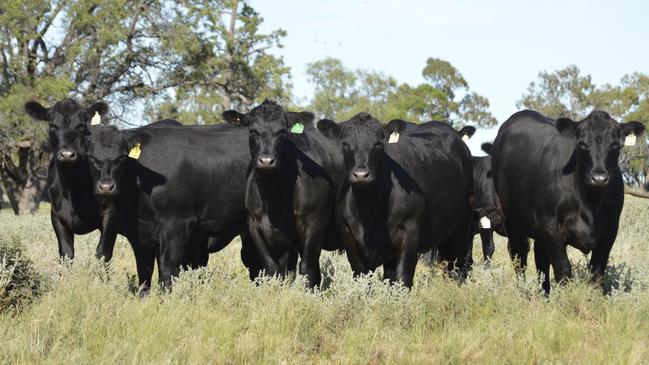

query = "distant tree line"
[{"left": 0, "top": 0, "right": 647, "bottom": 214}]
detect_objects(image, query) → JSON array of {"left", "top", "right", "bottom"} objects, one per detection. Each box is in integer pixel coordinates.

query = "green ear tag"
[{"left": 290, "top": 122, "right": 304, "bottom": 134}]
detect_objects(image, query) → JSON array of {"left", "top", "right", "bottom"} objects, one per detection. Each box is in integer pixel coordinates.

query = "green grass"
[{"left": 1, "top": 197, "right": 649, "bottom": 364}]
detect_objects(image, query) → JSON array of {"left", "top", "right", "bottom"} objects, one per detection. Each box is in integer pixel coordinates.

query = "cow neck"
[
  {"left": 573, "top": 169, "right": 616, "bottom": 213},
  {"left": 55, "top": 158, "right": 94, "bottom": 193},
  {"left": 253, "top": 143, "right": 298, "bottom": 201},
  {"left": 349, "top": 165, "right": 391, "bottom": 223}
]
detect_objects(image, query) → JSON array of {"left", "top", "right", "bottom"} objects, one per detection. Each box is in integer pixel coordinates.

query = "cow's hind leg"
[
  {"left": 533, "top": 239, "right": 551, "bottom": 294},
  {"left": 438, "top": 208, "right": 473, "bottom": 279},
  {"left": 240, "top": 232, "right": 264, "bottom": 281},
  {"left": 507, "top": 229, "right": 529, "bottom": 278},
  {"left": 157, "top": 219, "right": 193, "bottom": 291}
]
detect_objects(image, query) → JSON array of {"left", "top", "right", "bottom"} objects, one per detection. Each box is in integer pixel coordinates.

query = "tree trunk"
[
  {"left": 221, "top": 0, "right": 239, "bottom": 112},
  {"left": 0, "top": 142, "right": 50, "bottom": 215}
]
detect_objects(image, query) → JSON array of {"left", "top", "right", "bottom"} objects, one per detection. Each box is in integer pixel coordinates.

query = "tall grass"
[{"left": 1, "top": 197, "right": 648, "bottom": 364}]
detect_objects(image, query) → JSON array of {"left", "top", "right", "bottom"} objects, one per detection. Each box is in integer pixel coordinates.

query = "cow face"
[
  {"left": 25, "top": 99, "right": 108, "bottom": 164},
  {"left": 223, "top": 101, "right": 313, "bottom": 171},
  {"left": 86, "top": 126, "right": 149, "bottom": 197},
  {"left": 556, "top": 111, "right": 645, "bottom": 188},
  {"left": 318, "top": 114, "right": 406, "bottom": 186}
]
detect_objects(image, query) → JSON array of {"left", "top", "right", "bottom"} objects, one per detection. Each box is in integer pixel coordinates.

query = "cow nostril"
[
  {"left": 590, "top": 172, "right": 609, "bottom": 184},
  {"left": 97, "top": 181, "right": 115, "bottom": 193},
  {"left": 257, "top": 156, "right": 276, "bottom": 167},
  {"left": 352, "top": 169, "right": 370, "bottom": 179}
]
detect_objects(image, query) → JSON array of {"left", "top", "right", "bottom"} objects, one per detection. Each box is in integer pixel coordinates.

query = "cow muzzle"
[
  {"left": 96, "top": 180, "right": 116, "bottom": 196},
  {"left": 256, "top": 154, "right": 277, "bottom": 170},
  {"left": 588, "top": 171, "right": 609, "bottom": 187},
  {"left": 350, "top": 168, "right": 372, "bottom": 185},
  {"left": 57, "top": 148, "right": 77, "bottom": 163}
]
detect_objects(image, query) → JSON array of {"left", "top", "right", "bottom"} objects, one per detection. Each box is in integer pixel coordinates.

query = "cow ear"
[
  {"left": 383, "top": 119, "right": 408, "bottom": 139},
  {"left": 620, "top": 121, "right": 645, "bottom": 137},
  {"left": 556, "top": 117, "right": 578, "bottom": 135},
  {"left": 316, "top": 119, "right": 341, "bottom": 140},
  {"left": 125, "top": 131, "right": 151, "bottom": 150},
  {"left": 458, "top": 126, "right": 476, "bottom": 140},
  {"left": 25, "top": 101, "right": 50, "bottom": 121},
  {"left": 222, "top": 110, "right": 249, "bottom": 126},
  {"left": 481, "top": 142, "right": 493, "bottom": 155},
  {"left": 287, "top": 111, "right": 315, "bottom": 128},
  {"left": 86, "top": 101, "right": 108, "bottom": 121}
]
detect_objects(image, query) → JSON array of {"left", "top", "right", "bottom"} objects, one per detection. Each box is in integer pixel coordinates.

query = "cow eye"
[
  {"left": 610, "top": 142, "right": 621, "bottom": 150},
  {"left": 342, "top": 142, "right": 350, "bottom": 150},
  {"left": 373, "top": 141, "right": 383, "bottom": 149},
  {"left": 577, "top": 141, "right": 590, "bottom": 151},
  {"left": 49, "top": 124, "right": 59, "bottom": 131}
]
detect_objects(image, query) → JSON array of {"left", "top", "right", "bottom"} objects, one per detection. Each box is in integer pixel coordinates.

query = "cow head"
[
  {"left": 223, "top": 100, "right": 314, "bottom": 171},
  {"left": 25, "top": 99, "right": 108, "bottom": 164},
  {"left": 556, "top": 111, "right": 645, "bottom": 188},
  {"left": 86, "top": 126, "right": 149, "bottom": 197},
  {"left": 318, "top": 113, "right": 407, "bottom": 186}
]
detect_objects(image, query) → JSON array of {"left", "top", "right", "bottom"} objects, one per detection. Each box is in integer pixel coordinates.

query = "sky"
[{"left": 253, "top": 0, "right": 649, "bottom": 154}]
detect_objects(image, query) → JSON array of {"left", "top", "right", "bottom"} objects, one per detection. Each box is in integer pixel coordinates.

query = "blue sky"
[{"left": 254, "top": 0, "right": 649, "bottom": 154}]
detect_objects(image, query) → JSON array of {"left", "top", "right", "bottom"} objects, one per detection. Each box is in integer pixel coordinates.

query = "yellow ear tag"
[
  {"left": 91, "top": 111, "right": 101, "bottom": 125},
  {"left": 128, "top": 143, "right": 141, "bottom": 159},
  {"left": 462, "top": 134, "right": 470, "bottom": 142},
  {"left": 479, "top": 216, "right": 491, "bottom": 229},
  {"left": 388, "top": 132, "right": 399, "bottom": 143},
  {"left": 624, "top": 134, "right": 636, "bottom": 146}
]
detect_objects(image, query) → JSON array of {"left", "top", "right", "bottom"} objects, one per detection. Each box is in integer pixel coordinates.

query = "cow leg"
[
  {"left": 95, "top": 209, "right": 118, "bottom": 262},
  {"left": 240, "top": 232, "right": 264, "bottom": 281},
  {"left": 299, "top": 232, "right": 323, "bottom": 289},
  {"left": 133, "top": 244, "right": 155, "bottom": 296},
  {"left": 507, "top": 230, "right": 529, "bottom": 278},
  {"left": 419, "top": 249, "right": 438, "bottom": 268},
  {"left": 395, "top": 239, "right": 419, "bottom": 289},
  {"left": 189, "top": 243, "right": 209, "bottom": 269},
  {"left": 438, "top": 207, "right": 473, "bottom": 278},
  {"left": 51, "top": 212, "right": 74, "bottom": 260},
  {"left": 248, "top": 225, "right": 280, "bottom": 276},
  {"left": 542, "top": 233, "right": 571, "bottom": 285},
  {"left": 480, "top": 229, "right": 495, "bottom": 263},
  {"left": 157, "top": 220, "right": 192, "bottom": 291},
  {"left": 589, "top": 224, "right": 618, "bottom": 289},
  {"left": 383, "top": 258, "right": 398, "bottom": 282},
  {"left": 533, "top": 240, "right": 551, "bottom": 294}
]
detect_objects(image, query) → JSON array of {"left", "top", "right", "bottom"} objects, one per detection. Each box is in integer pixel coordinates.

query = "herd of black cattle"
[{"left": 22, "top": 98, "right": 645, "bottom": 294}]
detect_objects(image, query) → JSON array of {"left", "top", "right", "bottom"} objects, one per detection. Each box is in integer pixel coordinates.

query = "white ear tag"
[
  {"left": 91, "top": 112, "right": 101, "bottom": 125},
  {"left": 479, "top": 216, "right": 491, "bottom": 229},
  {"left": 462, "top": 135, "right": 470, "bottom": 143},
  {"left": 624, "top": 134, "right": 636, "bottom": 146},
  {"left": 388, "top": 132, "right": 399, "bottom": 144}
]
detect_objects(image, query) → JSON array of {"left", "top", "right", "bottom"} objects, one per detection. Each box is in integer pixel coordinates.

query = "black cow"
[
  {"left": 470, "top": 143, "right": 506, "bottom": 263},
  {"left": 25, "top": 99, "right": 108, "bottom": 260},
  {"left": 491, "top": 110, "right": 645, "bottom": 293},
  {"left": 316, "top": 113, "right": 474, "bottom": 288},
  {"left": 88, "top": 123, "right": 254, "bottom": 290},
  {"left": 223, "top": 101, "right": 345, "bottom": 288}
]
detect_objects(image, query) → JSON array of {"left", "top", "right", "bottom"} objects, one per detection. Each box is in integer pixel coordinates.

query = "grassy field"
[{"left": 1, "top": 198, "right": 649, "bottom": 364}]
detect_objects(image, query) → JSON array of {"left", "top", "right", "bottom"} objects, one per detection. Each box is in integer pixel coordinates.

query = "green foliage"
[
  {"left": 0, "top": 239, "right": 42, "bottom": 314},
  {"left": 148, "top": 0, "right": 292, "bottom": 124},
  {"left": 1, "top": 198, "right": 649, "bottom": 362},
  {"left": 306, "top": 57, "right": 497, "bottom": 127}
]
